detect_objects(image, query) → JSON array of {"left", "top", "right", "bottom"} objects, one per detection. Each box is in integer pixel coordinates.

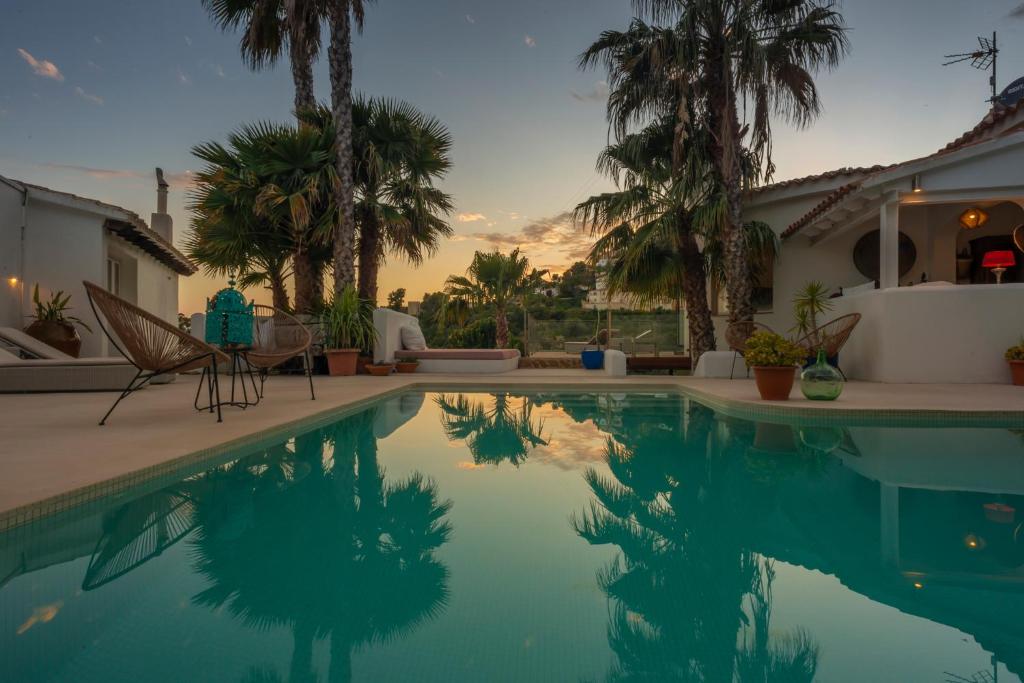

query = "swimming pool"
[{"left": 2, "top": 391, "right": 1023, "bottom": 682}]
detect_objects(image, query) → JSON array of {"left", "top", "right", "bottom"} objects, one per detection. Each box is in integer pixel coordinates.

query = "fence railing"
[{"left": 526, "top": 312, "right": 685, "bottom": 356}]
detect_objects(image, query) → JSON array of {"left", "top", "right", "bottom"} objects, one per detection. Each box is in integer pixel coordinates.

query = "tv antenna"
[{"left": 944, "top": 32, "right": 999, "bottom": 103}]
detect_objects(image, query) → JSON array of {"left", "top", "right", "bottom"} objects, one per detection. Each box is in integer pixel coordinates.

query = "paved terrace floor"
[{"left": 2, "top": 370, "right": 1023, "bottom": 523}]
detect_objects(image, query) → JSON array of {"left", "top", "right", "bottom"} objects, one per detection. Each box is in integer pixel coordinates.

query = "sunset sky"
[{"left": 3, "top": 0, "right": 1024, "bottom": 314}]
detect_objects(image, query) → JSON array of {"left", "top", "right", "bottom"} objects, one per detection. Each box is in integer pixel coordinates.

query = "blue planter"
[{"left": 581, "top": 349, "right": 605, "bottom": 370}]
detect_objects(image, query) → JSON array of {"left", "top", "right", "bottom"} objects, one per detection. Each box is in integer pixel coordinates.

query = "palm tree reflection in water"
[
  {"left": 572, "top": 401, "right": 820, "bottom": 682},
  {"left": 189, "top": 406, "right": 453, "bottom": 683},
  {"left": 435, "top": 393, "right": 548, "bottom": 467}
]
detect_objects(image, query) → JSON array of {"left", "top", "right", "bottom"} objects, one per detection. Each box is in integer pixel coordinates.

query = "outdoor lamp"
[
  {"left": 6, "top": 276, "right": 17, "bottom": 288},
  {"left": 982, "top": 250, "right": 1016, "bottom": 284},
  {"left": 911, "top": 174, "right": 923, "bottom": 193},
  {"left": 959, "top": 207, "right": 989, "bottom": 230}
]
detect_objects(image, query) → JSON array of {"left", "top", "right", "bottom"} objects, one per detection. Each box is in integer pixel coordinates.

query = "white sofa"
[{"left": 373, "top": 308, "right": 520, "bottom": 374}]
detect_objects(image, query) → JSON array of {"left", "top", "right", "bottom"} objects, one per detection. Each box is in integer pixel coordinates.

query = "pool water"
[{"left": 2, "top": 391, "right": 1024, "bottom": 682}]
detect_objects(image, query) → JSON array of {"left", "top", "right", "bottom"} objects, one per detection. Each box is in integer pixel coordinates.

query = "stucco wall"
[{"left": 0, "top": 182, "right": 24, "bottom": 330}]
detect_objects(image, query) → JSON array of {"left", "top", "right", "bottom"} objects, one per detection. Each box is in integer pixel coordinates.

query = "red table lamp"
[{"left": 982, "top": 250, "right": 1016, "bottom": 284}]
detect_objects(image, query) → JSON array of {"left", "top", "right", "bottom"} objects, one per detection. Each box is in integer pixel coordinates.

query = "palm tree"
[
  {"left": 445, "top": 249, "right": 538, "bottom": 349},
  {"left": 582, "top": 1, "right": 848, "bottom": 323},
  {"left": 188, "top": 121, "right": 340, "bottom": 312},
  {"left": 435, "top": 393, "right": 547, "bottom": 467},
  {"left": 326, "top": 0, "right": 372, "bottom": 294},
  {"left": 576, "top": 117, "right": 777, "bottom": 361},
  {"left": 202, "top": 0, "right": 327, "bottom": 309}
]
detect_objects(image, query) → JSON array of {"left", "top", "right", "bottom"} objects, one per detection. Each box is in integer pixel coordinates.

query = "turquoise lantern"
[{"left": 204, "top": 276, "right": 254, "bottom": 348}]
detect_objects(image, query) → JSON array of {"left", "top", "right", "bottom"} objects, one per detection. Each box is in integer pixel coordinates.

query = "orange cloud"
[{"left": 17, "top": 48, "right": 63, "bottom": 81}]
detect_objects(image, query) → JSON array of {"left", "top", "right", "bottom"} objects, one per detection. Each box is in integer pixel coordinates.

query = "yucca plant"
[
  {"left": 322, "top": 285, "right": 376, "bottom": 351},
  {"left": 30, "top": 285, "right": 91, "bottom": 332},
  {"left": 792, "top": 281, "right": 833, "bottom": 337}
]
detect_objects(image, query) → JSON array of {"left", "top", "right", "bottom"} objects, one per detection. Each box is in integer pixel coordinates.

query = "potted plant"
[
  {"left": 24, "top": 285, "right": 92, "bottom": 358},
  {"left": 322, "top": 286, "right": 377, "bottom": 376},
  {"left": 396, "top": 359, "right": 420, "bottom": 373},
  {"left": 745, "top": 331, "right": 806, "bottom": 401},
  {"left": 366, "top": 362, "right": 394, "bottom": 376},
  {"left": 1006, "top": 340, "right": 1024, "bottom": 385}
]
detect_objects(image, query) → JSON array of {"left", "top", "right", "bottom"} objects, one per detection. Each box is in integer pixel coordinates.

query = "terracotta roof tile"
[{"left": 748, "top": 166, "right": 888, "bottom": 195}]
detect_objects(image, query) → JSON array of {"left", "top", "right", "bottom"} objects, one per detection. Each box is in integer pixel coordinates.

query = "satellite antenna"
[{"left": 943, "top": 32, "right": 999, "bottom": 103}]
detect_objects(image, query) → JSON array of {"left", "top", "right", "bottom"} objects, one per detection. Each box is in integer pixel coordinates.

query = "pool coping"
[{"left": 2, "top": 378, "right": 1023, "bottom": 533}]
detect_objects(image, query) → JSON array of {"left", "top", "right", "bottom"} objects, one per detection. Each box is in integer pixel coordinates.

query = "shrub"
[
  {"left": 449, "top": 318, "right": 497, "bottom": 349},
  {"left": 745, "top": 331, "right": 806, "bottom": 368},
  {"left": 1006, "top": 340, "right": 1024, "bottom": 361}
]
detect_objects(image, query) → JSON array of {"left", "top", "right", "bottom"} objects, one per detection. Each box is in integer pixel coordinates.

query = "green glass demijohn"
[
  {"left": 800, "top": 349, "right": 844, "bottom": 401},
  {"left": 204, "top": 276, "right": 254, "bottom": 348}
]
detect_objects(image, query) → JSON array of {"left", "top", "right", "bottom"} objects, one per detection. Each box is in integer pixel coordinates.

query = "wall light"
[
  {"left": 911, "top": 174, "right": 923, "bottom": 193},
  {"left": 959, "top": 207, "right": 989, "bottom": 230},
  {"left": 6, "top": 276, "right": 18, "bottom": 288}
]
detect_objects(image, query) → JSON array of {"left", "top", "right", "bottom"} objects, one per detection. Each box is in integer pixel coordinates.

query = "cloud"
[
  {"left": 1011, "top": 3, "right": 1024, "bottom": 18},
  {"left": 93, "top": 35, "right": 103, "bottom": 45},
  {"left": 17, "top": 48, "right": 64, "bottom": 81},
  {"left": 524, "top": 35, "right": 536, "bottom": 48},
  {"left": 570, "top": 81, "right": 609, "bottom": 103},
  {"left": 457, "top": 212, "right": 487, "bottom": 223},
  {"left": 465, "top": 14, "right": 475, "bottom": 24},
  {"left": 38, "top": 163, "right": 194, "bottom": 186},
  {"left": 74, "top": 86, "right": 103, "bottom": 105},
  {"left": 466, "top": 210, "right": 594, "bottom": 267},
  {"left": 86, "top": 60, "right": 102, "bottom": 71},
  {"left": 176, "top": 67, "right": 191, "bottom": 86},
  {"left": 214, "top": 64, "right": 226, "bottom": 78},
  {"left": 184, "top": 35, "right": 192, "bottom": 47}
]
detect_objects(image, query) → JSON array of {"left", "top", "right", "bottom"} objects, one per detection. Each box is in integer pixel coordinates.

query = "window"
[{"left": 106, "top": 258, "right": 120, "bottom": 295}]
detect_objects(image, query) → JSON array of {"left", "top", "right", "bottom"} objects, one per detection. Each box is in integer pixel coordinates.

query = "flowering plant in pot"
[
  {"left": 366, "top": 362, "right": 394, "bottom": 376},
  {"left": 25, "top": 285, "right": 92, "bottom": 358},
  {"left": 322, "top": 286, "right": 377, "bottom": 376},
  {"left": 395, "top": 359, "right": 420, "bottom": 373},
  {"left": 744, "top": 331, "right": 806, "bottom": 401},
  {"left": 1006, "top": 340, "right": 1024, "bottom": 386}
]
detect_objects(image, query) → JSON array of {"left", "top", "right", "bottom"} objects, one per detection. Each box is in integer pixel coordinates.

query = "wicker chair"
[
  {"left": 84, "top": 281, "right": 230, "bottom": 425},
  {"left": 246, "top": 304, "right": 315, "bottom": 401},
  {"left": 794, "top": 313, "right": 862, "bottom": 380},
  {"left": 724, "top": 321, "right": 777, "bottom": 379}
]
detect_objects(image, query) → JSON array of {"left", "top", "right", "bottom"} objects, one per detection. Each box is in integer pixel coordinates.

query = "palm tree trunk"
[
  {"left": 293, "top": 247, "right": 318, "bottom": 313},
  {"left": 680, "top": 231, "right": 715, "bottom": 361},
  {"left": 289, "top": 622, "right": 316, "bottom": 683},
  {"left": 714, "top": 93, "right": 754, "bottom": 324},
  {"left": 328, "top": 5, "right": 358, "bottom": 293},
  {"left": 357, "top": 217, "right": 381, "bottom": 304},
  {"left": 328, "top": 630, "right": 353, "bottom": 683},
  {"left": 495, "top": 304, "right": 509, "bottom": 349},
  {"left": 269, "top": 270, "right": 290, "bottom": 312}
]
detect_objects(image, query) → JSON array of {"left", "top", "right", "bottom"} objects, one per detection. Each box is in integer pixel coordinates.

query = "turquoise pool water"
[{"left": 2, "top": 391, "right": 1024, "bottom": 682}]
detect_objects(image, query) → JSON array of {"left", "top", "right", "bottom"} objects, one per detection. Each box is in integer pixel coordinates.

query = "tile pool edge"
[{"left": 3, "top": 378, "right": 1023, "bottom": 532}]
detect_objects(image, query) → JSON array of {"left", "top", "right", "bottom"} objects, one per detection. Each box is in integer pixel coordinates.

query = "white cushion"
[
  {"left": 604, "top": 349, "right": 627, "bottom": 378},
  {"left": 400, "top": 324, "right": 427, "bottom": 351}
]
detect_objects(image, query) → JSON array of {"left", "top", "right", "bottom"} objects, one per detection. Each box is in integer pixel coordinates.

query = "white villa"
[
  {"left": 0, "top": 170, "right": 195, "bottom": 357},
  {"left": 731, "top": 102, "right": 1024, "bottom": 384}
]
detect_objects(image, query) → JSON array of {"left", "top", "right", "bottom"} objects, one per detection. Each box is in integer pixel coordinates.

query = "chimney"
[{"left": 150, "top": 167, "right": 173, "bottom": 242}]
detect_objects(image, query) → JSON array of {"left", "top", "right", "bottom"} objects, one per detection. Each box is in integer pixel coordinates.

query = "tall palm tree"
[
  {"left": 202, "top": 0, "right": 327, "bottom": 310},
  {"left": 576, "top": 117, "right": 777, "bottom": 361},
  {"left": 326, "top": 0, "right": 372, "bottom": 294},
  {"left": 188, "top": 121, "right": 340, "bottom": 312},
  {"left": 445, "top": 249, "right": 539, "bottom": 349},
  {"left": 582, "top": 1, "right": 848, "bottom": 323}
]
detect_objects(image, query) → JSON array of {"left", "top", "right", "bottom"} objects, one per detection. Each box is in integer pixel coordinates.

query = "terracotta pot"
[
  {"left": 753, "top": 366, "right": 797, "bottom": 401},
  {"left": 356, "top": 354, "right": 373, "bottom": 375},
  {"left": 366, "top": 363, "right": 394, "bottom": 377},
  {"left": 25, "top": 320, "right": 81, "bottom": 357},
  {"left": 325, "top": 349, "right": 359, "bottom": 376},
  {"left": 396, "top": 361, "right": 419, "bottom": 374},
  {"left": 1010, "top": 360, "right": 1024, "bottom": 386}
]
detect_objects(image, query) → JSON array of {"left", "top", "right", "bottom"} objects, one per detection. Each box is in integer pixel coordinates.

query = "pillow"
[{"left": 400, "top": 324, "right": 427, "bottom": 351}]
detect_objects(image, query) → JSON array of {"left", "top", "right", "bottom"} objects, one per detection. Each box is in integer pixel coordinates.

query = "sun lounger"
[
  {"left": 373, "top": 308, "right": 520, "bottom": 373},
  {"left": 0, "top": 326, "right": 138, "bottom": 392}
]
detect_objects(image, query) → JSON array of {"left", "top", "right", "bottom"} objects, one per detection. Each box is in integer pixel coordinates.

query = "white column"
[{"left": 879, "top": 195, "right": 900, "bottom": 289}]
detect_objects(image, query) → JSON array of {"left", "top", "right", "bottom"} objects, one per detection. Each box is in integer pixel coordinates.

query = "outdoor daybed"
[
  {"left": 0, "top": 326, "right": 137, "bottom": 393},
  {"left": 373, "top": 309, "right": 521, "bottom": 374}
]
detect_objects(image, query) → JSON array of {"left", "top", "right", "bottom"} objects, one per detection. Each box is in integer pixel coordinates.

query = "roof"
[
  {"left": 2, "top": 177, "right": 197, "bottom": 275},
  {"left": 781, "top": 101, "right": 1024, "bottom": 240},
  {"left": 747, "top": 166, "right": 890, "bottom": 195}
]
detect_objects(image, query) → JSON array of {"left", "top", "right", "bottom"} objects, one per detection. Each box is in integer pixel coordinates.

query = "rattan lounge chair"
[
  {"left": 246, "top": 304, "right": 315, "bottom": 400},
  {"left": 84, "top": 281, "right": 230, "bottom": 425},
  {"left": 724, "top": 321, "right": 777, "bottom": 379},
  {"left": 794, "top": 313, "right": 862, "bottom": 380}
]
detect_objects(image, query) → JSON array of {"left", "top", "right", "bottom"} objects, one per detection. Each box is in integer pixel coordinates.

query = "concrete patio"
[{"left": 2, "top": 369, "right": 1023, "bottom": 529}]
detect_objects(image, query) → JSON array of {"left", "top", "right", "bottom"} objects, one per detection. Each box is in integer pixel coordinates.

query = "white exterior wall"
[{"left": 0, "top": 182, "right": 24, "bottom": 330}]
